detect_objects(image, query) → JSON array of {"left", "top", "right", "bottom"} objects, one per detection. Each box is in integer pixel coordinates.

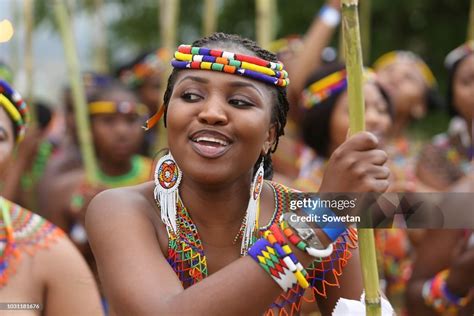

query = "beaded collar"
[
  {"left": 165, "top": 181, "right": 358, "bottom": 315},
  {"left": 0, "top": 197, "right": 64, "bottom": 287}
]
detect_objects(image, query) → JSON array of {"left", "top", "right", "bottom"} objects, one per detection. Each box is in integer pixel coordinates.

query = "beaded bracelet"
[
  {"left": 248, "top": 224, "right": 310, "bottom": 291},
  {"left": 422, "top": 269, "right": 473, "bottom": 314},
  {"left": 266, "top": 224, "right": 309, "bottom": 289},
  {"left": 280, "top": 214, "right": 334, "bottom": 258},
  {"left": 248, "top": 238, "right": 297, "bottom": 291}
]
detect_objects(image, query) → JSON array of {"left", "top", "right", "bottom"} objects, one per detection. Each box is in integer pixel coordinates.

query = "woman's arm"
[
  {"left": 405, "top": 229, "right": 470, "bottom": 315},
  {"left": 286, "top": 0, "right": 341, "bottom": 116},
  {"left": 37, "top": 236, "right": 103, "bottom": 316},
  {"left": 86, "top": 187, "right": 324, "bottom": 316}
]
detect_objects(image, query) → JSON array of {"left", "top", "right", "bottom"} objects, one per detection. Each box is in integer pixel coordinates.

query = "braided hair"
[{"left": 162, "top": 32, "right": 290, "bottom": 179}]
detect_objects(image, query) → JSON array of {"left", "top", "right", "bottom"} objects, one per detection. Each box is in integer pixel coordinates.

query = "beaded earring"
[
  {"left": 240, "top": 157, "right": 265, "bottom": 255},
  {"left": 154, "top": 152, "right": 182, "bottom": 235}
]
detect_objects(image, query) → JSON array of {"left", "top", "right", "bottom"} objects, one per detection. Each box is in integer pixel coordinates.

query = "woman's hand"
[{"left": 320, "top": 131, "right": 390, "bottom": 193}]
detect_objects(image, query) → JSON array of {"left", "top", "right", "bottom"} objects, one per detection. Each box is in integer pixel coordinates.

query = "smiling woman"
[{"left": 86, "top": 32, "right": 392, "bottom": 316}]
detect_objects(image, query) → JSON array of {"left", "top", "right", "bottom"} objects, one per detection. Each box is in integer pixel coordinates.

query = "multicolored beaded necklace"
[
  {"left": 165, "top": 181, "right": 358, "bottom": 315},
  {"left": 0, "top": 197, "right": 64, "bottom": 287}
]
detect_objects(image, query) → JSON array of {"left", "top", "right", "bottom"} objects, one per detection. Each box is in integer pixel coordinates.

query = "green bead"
[
  {"left": 211, "top": 63, "right": 224, "bottom": 71},
  {"left": 229, "top": 59, "right": 241, "bottom": 67},
  {"left": 260, "top": 263, "right": 270, "bottom": 274}
]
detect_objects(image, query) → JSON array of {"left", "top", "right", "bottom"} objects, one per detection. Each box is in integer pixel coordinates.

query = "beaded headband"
[
  {"left": 373, "top": 50, "right": 437, "bottom": 88},
  {"left": 445, "top": 41, "right": 474, "bottom": 70},
  {"left": 0, "top": 79, "right": 29, "bottom": 142},
  {"left": 301, "top": 68, "right": 377, "bottom": 109},
  {"left": 172, "top": 45, "right": 289, "bottom": 87},
  {"left": 143, "top": 44, "right": 290, "bottom": 131},
  {"left": 119, "top": 48, "right": 169, "bottom": 88},
  {"left": 89, "top": 101, "right": 149, "bottom": 117},
  {"left": 301, "top": 69, "right": 347, "bottom": 109}
]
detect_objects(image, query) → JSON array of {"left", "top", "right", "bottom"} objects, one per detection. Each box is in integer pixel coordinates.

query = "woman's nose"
[
  {"left": 197, "top": 97, "right": 228, "bottom": 125},
  {"left": 365, "top": 106, "right": 380, "bottom": 130}
]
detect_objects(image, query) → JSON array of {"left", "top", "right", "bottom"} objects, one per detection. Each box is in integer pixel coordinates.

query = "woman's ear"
[{"left": 261, "top": 124, "right": 277, "bottom": 155}]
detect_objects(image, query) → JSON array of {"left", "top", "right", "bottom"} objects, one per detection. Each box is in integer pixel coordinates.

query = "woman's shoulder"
[
  {"left": 85, "top": 181, "right": 157, "bottom": 233},
  {"left": 87, "top": 181, "right": 155, "bottom": 214}
]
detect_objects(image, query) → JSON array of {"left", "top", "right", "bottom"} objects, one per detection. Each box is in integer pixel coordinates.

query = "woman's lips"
[
  {"left": 188, "top": 129, "right": 233, "bottom": 159},
  {"left": 190, "top": 139, "right": 231, "bottom": 158}
]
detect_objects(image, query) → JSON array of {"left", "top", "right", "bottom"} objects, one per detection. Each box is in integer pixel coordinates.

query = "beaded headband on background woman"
[
  {"left": 0, "top": 79, "right": 29, "bottom": 143},
  {"left": 301, "top": 66, "right": 378, "bottom": 109},
  {"left": 118, "top": 48, "right": 169, "bottom": 89},
  {"left": 373, "top": 50, "right": 437, "bottom": 88}
]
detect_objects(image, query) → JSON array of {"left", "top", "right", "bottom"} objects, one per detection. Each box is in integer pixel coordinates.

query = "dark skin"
[
  {"left": 87, "top": 44, "right": 389, "bottom": 315},
  {"left": 138, "top": 73, "right": 162, "bottom": 114},
  {"left": 0, "top": 107, "right": 102, "bottom": 316},
  {"left": 406, "top": 229, "right": 474, "bottom": 315},
  {"left": 376, "top": 59, "right": 428, "bottom": 138},
  {"left": 406, "top": 56, "right": 474, "bottom": 313},
  {"left": 44, "top": 88, "right": 144, "bottom": 244}
]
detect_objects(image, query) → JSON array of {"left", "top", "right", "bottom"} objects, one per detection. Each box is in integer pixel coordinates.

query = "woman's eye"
[
  {"left": 229, "top": 98, "right": 253, "bottom": 107},
  {"left": 181, "top": 93, "right": 202, "bottom": 102}
]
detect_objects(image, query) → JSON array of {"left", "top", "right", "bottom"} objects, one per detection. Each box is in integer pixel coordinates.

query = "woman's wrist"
[{"left": 445, "top": 268, "right": 471, "bottom": 297}]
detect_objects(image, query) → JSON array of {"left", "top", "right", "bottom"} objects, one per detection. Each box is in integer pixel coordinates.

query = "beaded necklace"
[
  {"left": 165, "top": 181, "right": 358, "bottom": 315},
  {"left": 20, "top": 140, "right": 54, "bottom": 190},
  {"left": 69, "top": 155, "right": 152, "bottom": 214},
  {"left": 96, "top": 155, "right": 151, "bottom": 188},
  {"left": 0, "top": 197, "right": 64, "bottom": 287}
]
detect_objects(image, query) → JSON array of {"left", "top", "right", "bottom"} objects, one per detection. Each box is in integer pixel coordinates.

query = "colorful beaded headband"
[
  {"left": 172, "top": 45, "right": 289, "bottom": 87},
  {"left": 445, "top": 41, "right": 474, "bottom": 70},
  {"left": 142, "top": 44, "right": 290, "bottom": 131},
  {"left": 301, "top": 68, "right": 378, "bottom": 109},
  {"left": 0, "top": 79, "right": 29, "bottom": 142},
  {"left": 373, "top": 50, "right": 437, "bottom": 88},
  {"left": 301, "top": 69, "right": 347, "bottom": 109},
  {"left": 89, "top": 101, "right": 149, "bottom": 116},
  {"left": 119, "top": 48, "right": 169, "bottom": 88}
]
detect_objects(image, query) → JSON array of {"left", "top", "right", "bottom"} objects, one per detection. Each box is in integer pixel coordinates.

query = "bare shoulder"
[
  {"left": 86, "top": 181, "right": 156, "bottom": 224},
  {"left": 85, "top": 181, "right": 162, "bottom": 251}
]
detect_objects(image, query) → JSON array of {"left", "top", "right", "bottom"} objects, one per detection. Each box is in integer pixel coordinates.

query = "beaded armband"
[
  {"left": 280, "top": 212, "right": 334, "bottom": 258},
  {"left": 422, "top": 269, "right": 473, "bottom": 315},
  {"left": 248, "top": 224, "right": 309, "bottom": 291}
]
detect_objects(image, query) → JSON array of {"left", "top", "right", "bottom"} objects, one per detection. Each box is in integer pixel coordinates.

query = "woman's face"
[
  {"left": 329, "top": 82, "right": 392, "bottom": 153},
  {"left": 166, "top": 69, "right": 276, "bottom": 185},
  {"left": 452, "top": 54, "right": 474, "bottom": 121},
  {"left": 91, "top": 89, "right": 144, "bottom": 165},
  {"left": 139, "top": 73, "right": 162, "bottom": 114},
  {"left": 376, "top": 60, "right": 426, "bottom": 119},
  {"left": 0, "top": 107, "right": 15, "bottom": 174}
]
